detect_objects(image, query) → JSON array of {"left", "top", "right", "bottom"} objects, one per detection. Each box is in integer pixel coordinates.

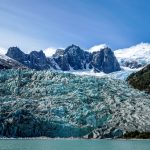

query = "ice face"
[{"left": 0, "top": 69, "right": 150, "bottom": 138}]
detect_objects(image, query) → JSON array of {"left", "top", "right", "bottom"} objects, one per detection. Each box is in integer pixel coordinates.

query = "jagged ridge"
[
  {"left": 6, "top": 45, "right": 121, "bottom": 73},
  {"left": 0, "top": 53, "right": 26, "bottom": 69}
]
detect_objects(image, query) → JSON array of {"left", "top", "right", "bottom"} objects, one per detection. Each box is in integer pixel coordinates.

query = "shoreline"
[{"left": 0, "top": 137, "right": 150, "bottom": 141}]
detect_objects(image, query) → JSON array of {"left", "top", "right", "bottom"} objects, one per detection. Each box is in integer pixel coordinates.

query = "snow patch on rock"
[
  {"left": 88, "top": 44, "right": 108, "bottom": 53},
  {"left": 43, "top": 47, "right": 57, "bottom": 57}
]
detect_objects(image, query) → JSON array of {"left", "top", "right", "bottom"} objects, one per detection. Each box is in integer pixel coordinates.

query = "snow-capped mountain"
[
  {"left": 0, "top": 53, "right": 26, "bottom": 69},
  {"left": 43, "top": 47, "right": 57, "bottom": 57},
  {"left": 6, "top": 45, "right": 121, "bottom": 73},
  {"left": 88, "top": 44, "right": 108, "bottom": 53},
  {"left": 115, "top": 43, "right": 150, "bottom": 69}
]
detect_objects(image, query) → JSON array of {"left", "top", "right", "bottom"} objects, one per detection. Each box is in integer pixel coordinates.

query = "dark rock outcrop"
[
  {"left": 123, "top": 131, "right": 150, "bottom": 139},
  {"left": 6, "top": 45, "right": 121, "bottom": 73},
  {"left": 53, "top": 45, "right": 92, "bottom": 71},
  {"left": 6, "top": 47, "right": 50, "bottom": 70},
  {"left": 0, "top": 54, "right": 27, "bottom": 69},
  {"left": 127, "top": 64, "right": 150, "bottom": 93},
  {"left": 6, "top": 47, "right": 28, "bottom": 63},
  {"left": 119, "top": 59, "right": 144, "bottom": 69},
  {"left": 53, "top": 45, "right": 121, "bottom": 73},
  {"left": 90, "top": 48, "right": 121, "bottom": 73}
]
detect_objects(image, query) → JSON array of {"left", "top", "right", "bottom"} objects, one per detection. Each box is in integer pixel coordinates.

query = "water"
[{"left": 0, "top": 139, "right": 150, "bottom": 150}]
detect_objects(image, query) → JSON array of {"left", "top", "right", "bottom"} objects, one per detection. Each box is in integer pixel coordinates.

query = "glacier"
[{"left": 0, "top": 69, "right": 150, "bottom": 138}]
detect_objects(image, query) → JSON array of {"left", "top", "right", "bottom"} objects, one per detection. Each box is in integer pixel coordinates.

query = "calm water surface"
[{"left": 0, "top": 139, "right": 150, "bottom": 150}]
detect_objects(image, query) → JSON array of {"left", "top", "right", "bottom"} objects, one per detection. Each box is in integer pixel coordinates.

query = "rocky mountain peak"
[
  {"left": 0, "top": 53, "right": 27, "bottom": 69},
  {"left": 53, "top": 49, "right": 64, "bottom": 57},
  {"left": 65, "top": 44, "right": 83, "bottom": 54},
  {"left": 66, "top": 44, "right": 79, "bottom": 49},
  {"left": 6, "top": 47, "right": 27, "bottom": 63},
  {"left": 7, "top": 47, "right": 24, "bottom": 55},
  {"left": 30, "top": 50, "right": 46, "bottom": 60},
  {"left": 89, "top": 44, "right": 108, "bottom": 53},
  {"left": 91, "top": 47, "right": 121, "bottom": 73},
  {"left": 6, "top": 45, "right": 121, "bottom": 73}
]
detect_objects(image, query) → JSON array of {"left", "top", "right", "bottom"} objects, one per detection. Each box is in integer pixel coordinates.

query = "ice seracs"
[{"left": 1, "top": 69, "right": 150, "bottom": 138}]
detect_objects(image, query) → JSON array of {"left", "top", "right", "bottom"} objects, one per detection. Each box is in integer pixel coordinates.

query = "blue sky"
[{"left": 0, "top": 0, "right": 150, "bottom": 53}]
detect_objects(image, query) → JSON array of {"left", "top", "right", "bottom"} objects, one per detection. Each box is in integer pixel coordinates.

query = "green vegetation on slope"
[
  {"left": 123, "top": 131, "right": 150, "bottom": 139},
  {"left": 127, "top": 64, "right": 150, "bottom": 93}
]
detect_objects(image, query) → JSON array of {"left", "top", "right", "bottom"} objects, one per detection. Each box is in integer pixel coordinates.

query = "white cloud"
[
  {"left": 43, "top": 47, "right": 57, "bottom": 57},
  {"left": 0, "top": 47, "right": 7, "bottom": 54},
  {"left": 88, "top": 44, "right": 108, "bottom": 53}
]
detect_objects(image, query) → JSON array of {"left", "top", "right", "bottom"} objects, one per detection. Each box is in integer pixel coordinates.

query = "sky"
[{"left": 0, "top": 0, "right": 150, "bottom": 55}]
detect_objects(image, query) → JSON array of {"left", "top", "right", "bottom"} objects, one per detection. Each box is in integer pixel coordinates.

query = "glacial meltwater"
[{"left": 0, "top": 139, "right": 150, "bottom": 150}]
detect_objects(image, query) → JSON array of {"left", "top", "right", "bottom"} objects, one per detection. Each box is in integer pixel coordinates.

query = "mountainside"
[
  {"left": 6, "top": 47, "right": 53, "bottom": 70},
  {"left": 0, "top": 53, "right": 26, "bottom": 69},
  {"left": 115, "top": 43, "right": 150, "bottom": 69},
  {"left": 0, "top": 69, "right": 150, "bottom": 138},
  {"left": 6, "top": 45, "right": 121, "bottom": 73},
  {"left": 127, "top": 64, "right": 150, "bottom": 93}
]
